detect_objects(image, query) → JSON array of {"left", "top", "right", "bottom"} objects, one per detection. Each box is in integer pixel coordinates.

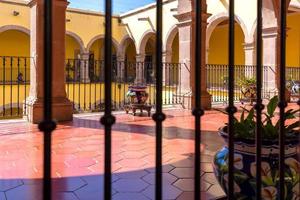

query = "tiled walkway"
[{"left": 0, "top": 109, "right": 230, "bottom": 200}]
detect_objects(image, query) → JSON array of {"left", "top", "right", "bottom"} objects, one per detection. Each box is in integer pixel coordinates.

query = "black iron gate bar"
[
  {"left": 255, "top": 0, "right": 263, "bottom": 199},
  {"left": 279, "top": 0, "right": 287, "bottom": 199},
  {"left": 227, "top": 0, "right": 236, "bottom": 199},
  {"left": 153, "top": 0, "right": 165, "bottom": 199},
  {"left": 100, "top": 0, "right": 116, "bottom": 199},
  {"left": 193, "top": 0, "right": 203, "bottom": 199},
  {"left": 39, "top": 0, "right": 56, "bottom": 200}
]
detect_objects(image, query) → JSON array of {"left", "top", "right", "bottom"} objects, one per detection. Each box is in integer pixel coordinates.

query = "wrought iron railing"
[
  {"left": 1, "top": 56, "right": 299, "bottom": 118},
  {"left": 65, "top": 59, "right": 183, "bottom": 113},
  {"left": 0, "top": 56, "right": 31, "bottom": 118}
]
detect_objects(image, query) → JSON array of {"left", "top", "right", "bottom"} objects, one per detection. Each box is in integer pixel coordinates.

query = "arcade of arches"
[{"left": 0, "top": 0, "right": 300, "bottom": 122}]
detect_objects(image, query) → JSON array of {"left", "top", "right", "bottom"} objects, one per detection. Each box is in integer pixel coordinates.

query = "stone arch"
[
  {"left": 86, "top": 35, "right": 119, "bottom": 52},
  {"left": 164, "top": 25, "right": 178, "bottom": 53},
  {"left": 66, "top": 31, "right": 86, "bottom": 53},
  {"left": 117, "top": 34, "right": 137, "bottom": 58},
  {"left": 206, "top": 12, "right": 249, "bottom": 46},
  {"left": 138, "top": 30, "right": 156, "bottom": 55},
  {"left": 0, "top": 25, "right": 30, "bottom": 35}
]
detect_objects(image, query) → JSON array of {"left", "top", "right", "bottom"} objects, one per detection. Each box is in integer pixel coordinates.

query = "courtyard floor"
[
  {"left": 0, "top": 108, "right": 230, "bottom": 200},
  {"left": 1, "top": 101, "right": 298, "bottom": 200}
]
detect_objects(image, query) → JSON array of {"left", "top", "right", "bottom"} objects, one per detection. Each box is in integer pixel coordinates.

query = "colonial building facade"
[{"left": 0, "top": 0, "right": 299, "bottom": 122}]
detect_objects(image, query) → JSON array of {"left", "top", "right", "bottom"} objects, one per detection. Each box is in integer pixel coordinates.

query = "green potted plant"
[
  {"left": 213, "top": 96, "right": 300, "bottom": 199},
  {"left": 238, "top": 77, "right": 257, "bottom": 105}
]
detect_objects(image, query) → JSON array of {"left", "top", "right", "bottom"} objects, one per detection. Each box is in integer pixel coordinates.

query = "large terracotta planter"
[
  {"left": 126, "top": 85, "right": 149, "bottom": 104},
  {"left": 213, "top": 127, "right": 300, "bottom": 199}
]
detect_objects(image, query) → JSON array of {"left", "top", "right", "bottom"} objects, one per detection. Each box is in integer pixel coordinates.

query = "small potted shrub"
[
  {"left": 213, "top": 96, "right": 300, "bottom": 199},
  {"left": 238, "top": 77, "right": 257, "bottom": 105}
]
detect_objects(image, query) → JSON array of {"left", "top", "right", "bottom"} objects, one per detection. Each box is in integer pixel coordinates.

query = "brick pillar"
[
  {"left": 25, "top": 0, "right": 73, "bottom": 123},
  {"left": 176, "top": 0, "right": 211, "bottom": 109}
]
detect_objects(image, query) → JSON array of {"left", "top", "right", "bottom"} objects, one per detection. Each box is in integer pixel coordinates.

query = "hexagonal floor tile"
[
  {"left": 142, "top": 173, "right": 177, "bottom": 185},
  {"left": 142, "top": 184, "right": 182, "bottom": 200},
  {"left": 115, "top": 168, "right": 149, "bottom": 179},
  {"left": 173, "top": 179, "right": 211, "bottom": 192},
  {"left": 52, "top": 177, "right": 87, "bottom": 192},
  {"left": 170, "top": 168, "right": 194, "bottom": 179},
  {"left": 113, "top": 179, "right": 149, "bottom": 192},
  {"left": 0, "top": 179, "right": 23, "bottom": 192},
  {"left": 53, "top": 192, "right": 78, "bottom": 200},
  {"left": 6, "top": 184, "right": 42, "bottom": 200},
  {"left": 112, "top": 193, "right": 149, "bottom": 200}
]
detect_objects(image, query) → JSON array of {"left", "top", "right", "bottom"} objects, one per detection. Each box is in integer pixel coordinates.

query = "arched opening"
[
  {"left": 144, "top": 35, "right": 156, "bottom": 84},
  {"left": 208, "top": 19, "right": 245, "bottom": 65},
  {"left": 123, "top": 38, "right": 137, "bottom": 83},
  {"left": 0, "top": 29, "right": 30, "bottom": 57},
  {"left": 0, "top": 29, "right": 30, "bottom": 82},
  {"left": 65, "top": 34, "right": 83, "bottom": 59},
  {"left": 168, "top": 32, "right": 179, "bottom": 85},
  {"left": 87, "top": 37, "right": 118, "bottom": 81}
]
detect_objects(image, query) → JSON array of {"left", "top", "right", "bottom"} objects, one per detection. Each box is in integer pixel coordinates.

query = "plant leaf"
[{"left": 267, "top": 96, "right": 279, "bottom": 117}]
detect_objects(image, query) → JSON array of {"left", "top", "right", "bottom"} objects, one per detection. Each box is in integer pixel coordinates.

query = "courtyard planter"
[
  {"left": 126, "top": 85, "right": 149, "bottom": 104},
  {"left": 213, "top": 96, "right": 300, "bottom": 199}
]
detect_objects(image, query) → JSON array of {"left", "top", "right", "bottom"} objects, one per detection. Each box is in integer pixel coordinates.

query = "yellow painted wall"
[
  {"left": 65, "top": 35, "right": 81, "bottom": 59},
  {"left": 287, "top": 13, "right": 300, "bottom": 67},
  {"left": 0, "top": 30, "right": 30, "bottom": 57},
  {"left": 0, "top": 30, "right": 30, "bottom": 81},
  {"left": 208, "top": 23, "right": 245, "bottom": 65},
  {"left": 66, "top": 10, "right": 127, "bottom": 47},
  {"left": 89, "top": 39, "right": 117, "bottom": 60},
  {"left": 0, "top": 1, "right": 30, "bottom": 29},
  {"left": 125, "top": 41, "right": 136, "bottom": 62}
]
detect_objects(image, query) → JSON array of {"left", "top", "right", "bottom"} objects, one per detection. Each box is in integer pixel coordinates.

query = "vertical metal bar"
[
  {"left": 17, "top": 57, "right": 20, "bottom": 116},
  {"left": 38, "top": 0, "right": 56, "bottom": 200},
  {"left": 100, "top": 0, "right": 115, "bottom": 199},
  {"left": 255, "top": 0, "right": 263, "bottom": 199},
  {"left": 2, "top": 57, "right": 5, "bottom": 117},
  {"left": 153, "top": 0, "right": 165, "bottom": 199},
  {"left": 227, "top": 0, "right": 237, "bottom": 199},
  {"left": 10, "top": 57, "right": 13, "bottom": 116},
  {"left": 24, "top": 58, "right": 27, "bottom": 114},
  {"left": 193, "top": 0, "right": 204, "bottom": 199},
  {"left": 279, "top": 0, "right": 287, "bottom": 199}
]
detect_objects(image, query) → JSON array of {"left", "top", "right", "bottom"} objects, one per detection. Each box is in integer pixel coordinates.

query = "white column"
[
  {"left": 80, "top": 53, "right": 90, "bottom": 82},
  {"left": 244, "top": 42, "right": 255, "bottom": 66},
  {"left": 135, "top": 54, "right": 145, "bottom": 84},
  {"left": 262, "top": 27, "right": 278, "bottom": 93}
]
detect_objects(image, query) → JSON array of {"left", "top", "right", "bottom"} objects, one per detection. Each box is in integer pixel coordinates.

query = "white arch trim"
[
  {"left": 138, "top": 30, "right": 156, "bottom": 55},
  {"left": 164, "top": 25, "right": 178, "bottom": 53},
  {"left": 86, "top": 35, "right": 119, "bottom": 52},
  {"left": 206, "top": 12, "right": 249, "bottom": 47},
  {"left": 66, "top": 31, "right": 86, "bottom": 53},
  {"left": 0, "top": 25, "right": 30, "bottom": 35},
  {"left": 117, "top": 34, "right": 137, "bottom": 57}
]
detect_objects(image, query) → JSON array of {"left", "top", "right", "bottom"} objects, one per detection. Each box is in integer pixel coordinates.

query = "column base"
[
  {"left": 24, "top": 96, "right": 73, "bottom": 124},
  {"left": 191, "top": 91, "right": 212, "bottom": 110}
]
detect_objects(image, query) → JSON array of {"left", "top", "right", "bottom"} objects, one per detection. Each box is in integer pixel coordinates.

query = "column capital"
[
  {"left": 136, "top": 54, "right": 145, "bottom": 62},
  {"left": 243, "top": 42, "right": 255, "bottom": 51},
  {"left": 262, "top": 27, "right": 279, "bottom": 38}
]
